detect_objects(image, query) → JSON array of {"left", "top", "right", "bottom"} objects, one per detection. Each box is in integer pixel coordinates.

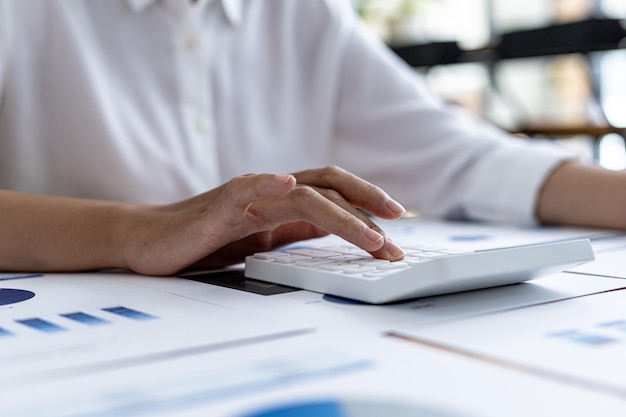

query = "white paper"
[
  {"left": 0, "top": 273, "right": 314, "bottom": 388},
  {"left": 570, "top": 244, "right": 626, "bottom": 279},
  {"left": 369, "top": 217, "right": 621, "bottom": 251},
  {"left": 4, "top": 330, "right": 626, "bottom": 417},
  {"left": 391, "top": 288, "right": 626, "bottom": 398}
]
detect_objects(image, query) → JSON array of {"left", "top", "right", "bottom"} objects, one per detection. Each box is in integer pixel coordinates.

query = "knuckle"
[
  {"left": 228, "top": 174, "right": 250, "bottom": 187},
  {"left": 223, "top": 175, "right": 263, "bottom": 203},
  {"left": 290, "top": 185, "right": 316, "bottom": 199},
  {"left": 223, "top": 176, "right": 245, "bottom": 197},
  {"left": 319, "top": 165, "right": 345, "bottom": 179}
]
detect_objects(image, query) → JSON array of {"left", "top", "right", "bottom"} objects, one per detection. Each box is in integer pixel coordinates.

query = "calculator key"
[
  {"left": 320, "top": 245, "right": 368, "bottom": 255},
  {"left": 405, "top": 258, "right": 430, "bottom": 265},
  {"left": 342, "top": 266, "right": 377, "bottom": 275},
  {"left": 285, "top": 249, "right": 337, "bottom": 257},
  {"left": 350, "top": 258, "right": 390, "bottom": 266},
  {"left": 376, "top": 262, "right": 409, "bottom": 270},
  {"left": 295, "top": 259, "right": 334, "bottom": 268},
  {"left": 253, "top": 251, "right": 291, "bottom": 260},
  {"left": 328, "top": 254, "right": 366, "bottom": 262},
  {"left": 274, "top": 255, "right": 311, "bottom": 264},
  {"left": 319, "top": 262, "right": 360, "bottom": 272},
  {"left": 363, "top": 270, "right": 397, "bottom": 278}
]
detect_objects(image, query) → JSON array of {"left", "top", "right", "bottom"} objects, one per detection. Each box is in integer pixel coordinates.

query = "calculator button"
[{"left": 253, "top": 251, "right": 291, "bottom": 260}]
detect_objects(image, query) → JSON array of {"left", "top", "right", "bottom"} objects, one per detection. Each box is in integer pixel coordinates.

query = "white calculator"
[{"left": 244, "top": 239, "right": 595, "bottom": 304}]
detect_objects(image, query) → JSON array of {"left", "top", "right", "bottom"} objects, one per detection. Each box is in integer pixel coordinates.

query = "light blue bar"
[
  {"left": 548, "top": 329, "right": 617, "bottom": 346},
  {"left": 0, "top": 327, "right": 13, "bottom": 337}
]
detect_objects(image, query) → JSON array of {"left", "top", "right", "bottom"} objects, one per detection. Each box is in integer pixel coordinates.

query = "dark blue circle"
[{"left": 0, "top": 289, "right": 35, "bottom": 306}]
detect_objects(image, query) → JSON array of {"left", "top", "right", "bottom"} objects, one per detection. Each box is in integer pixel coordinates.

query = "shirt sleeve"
[{"left": 330, "top": 6, "right": 577, "bottom": 226}]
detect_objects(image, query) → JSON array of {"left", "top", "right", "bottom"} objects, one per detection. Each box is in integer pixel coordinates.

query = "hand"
[{"left": 121, "top": 166, "right": 406, "bottom": 276}]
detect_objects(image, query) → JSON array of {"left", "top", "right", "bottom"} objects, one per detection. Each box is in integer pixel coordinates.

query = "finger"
[
  {"left": 250, "top": 186, "right": 404, "bottom": 260},
  {"left": 266, "top": 222, "right": 330, "bottom": 248},
  {"left": 291, "top": 166, "right": 405, "bottom": 220},
  {"left": 367, "top": 237, "right": 405, "bottom": 261},
  {"left": 311, "top": 187, "right": 405, "bottom": 260}
]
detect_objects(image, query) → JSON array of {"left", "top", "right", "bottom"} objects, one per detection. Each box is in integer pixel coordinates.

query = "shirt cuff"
[{"left": 462, "top": 138, "right": 578, "bottom": 225}]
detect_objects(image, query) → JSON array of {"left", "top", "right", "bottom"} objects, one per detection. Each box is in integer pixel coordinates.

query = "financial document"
[
  {"left": 390, "top": 288, "right": 626, "bottom": 400},
  {"left": 0, "top": 273, "right": 314, "bottom": 389}
]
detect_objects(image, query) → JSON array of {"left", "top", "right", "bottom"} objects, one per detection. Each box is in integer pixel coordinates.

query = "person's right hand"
[{"left": 120, "top": 166, "right": 407, "bottom": 276}]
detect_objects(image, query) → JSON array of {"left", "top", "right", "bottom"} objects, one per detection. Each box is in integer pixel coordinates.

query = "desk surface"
[{"left": 3, "top": 219, "right": 626, "bottom": 417}]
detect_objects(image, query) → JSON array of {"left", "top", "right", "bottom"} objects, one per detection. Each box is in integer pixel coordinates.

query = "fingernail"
[
  {"left": 365, "top": 228, "right": 384, "bottom": 245},
  {"left": 386, "top": 240, "right": 405, "bottom": 259},
  {"left": 276, "top": 174, "right": 294, "bottom": 184},
  {"left": 386, "top": 199, "right": 406, "bottom": 216}
]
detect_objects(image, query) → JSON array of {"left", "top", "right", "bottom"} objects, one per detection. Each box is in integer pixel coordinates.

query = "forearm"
[
  {"left": 537, "top": 161, "right": 626, "bottom": 229},
  {"left": 0, "top": 190, "right": 136, "bottom": 272}
]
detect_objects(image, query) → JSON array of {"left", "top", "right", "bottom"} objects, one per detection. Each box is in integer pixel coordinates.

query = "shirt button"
[
  {"left": 195, "top": 118, "right": 207, "bottom": 133},
  {"left": 185, "top": 36, "right": 198, "bottom": 51}
]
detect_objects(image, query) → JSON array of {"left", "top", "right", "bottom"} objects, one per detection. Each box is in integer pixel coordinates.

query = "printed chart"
[
  {"left": 1, "top": 305, "right": 157, "bottom": 337},
  {"left": 0, "top": 273, "right": 312, "bottom": 390}
]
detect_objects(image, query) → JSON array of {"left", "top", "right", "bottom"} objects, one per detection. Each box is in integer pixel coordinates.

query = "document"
[
  {"left": 0, "top": 273, "right": 314, "bottom": 389},
  {"left": 372, "top": 217, "right": 621, "bottom": 251},
  {"left": 390, "top": 288, "right": 626, "bottom": 400},
  {"left": 3, "top": 329, "right": 626, "bottom": 417},
  {"left": 570, "top": 244, "right": 626, "bottom": 279}
]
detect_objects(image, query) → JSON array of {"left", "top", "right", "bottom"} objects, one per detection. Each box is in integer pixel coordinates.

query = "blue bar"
[
  {"left": 0, "top": 327, "right": 14, "bottom": 337},
  {"left": 17, "top": 318, "right": 66, "bottom": 333},
  {"left": 241, "top": 401, "right": 343, "bottom": 417},
  {"left": 548, "top": 329, "right": 617, "bottom": 346},
  {"left": 101, "top": 306, "right": 158, "bottom": 321},
  {"left": 0, "top": 273, "right": 42, "bottom": 281},
  {"left": 598, "top": 320, "right": 626, "bottom": 332},
  {"left": 61, "top": 312, "right": 110, "bottom": 326}
]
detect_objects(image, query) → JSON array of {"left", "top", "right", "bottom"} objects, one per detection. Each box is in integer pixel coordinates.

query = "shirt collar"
[
  {"left": 220, "top": 0, "right": 243, "bottom": 26},
  {"left": 125, "top": 0, "right": 243, "bottom": 26}
]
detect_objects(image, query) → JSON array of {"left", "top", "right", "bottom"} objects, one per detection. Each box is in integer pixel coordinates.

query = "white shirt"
[{"left": 0, "top": 0, "right": 573, "bottom": 224}]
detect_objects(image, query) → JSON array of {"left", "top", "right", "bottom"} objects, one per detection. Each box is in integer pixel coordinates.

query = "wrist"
[{"left": 106, "top": 203, "right": 147, "bottom": 271}]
